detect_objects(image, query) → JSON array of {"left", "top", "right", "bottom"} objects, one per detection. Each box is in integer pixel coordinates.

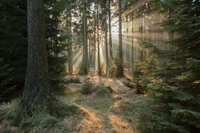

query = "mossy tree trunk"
[{"left": 20, "top": 0, "right": 52, "bottom": 116}]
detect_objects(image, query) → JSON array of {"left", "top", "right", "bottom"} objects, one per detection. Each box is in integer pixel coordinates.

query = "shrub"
[
  {"left": 95, "top": 84, "right": 112, "bottom": 97},
  {"left": 66, "top": 77, "right": 81, "bottom": 84},
  {"left": 80, "top": 77, "right": 94, "bottom": 95}
]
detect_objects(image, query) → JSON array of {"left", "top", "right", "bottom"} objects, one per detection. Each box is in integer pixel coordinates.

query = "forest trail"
[{"left": 59, "top": 74, "right": 142, "bottom": 133}]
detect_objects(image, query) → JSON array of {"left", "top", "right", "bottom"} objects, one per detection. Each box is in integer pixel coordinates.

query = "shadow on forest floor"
[
  {"left": 58, "top": 73, "right": 145, "bottom": 133},
  {"left": 0, "top": 72, "right": 146, "bottom": 133}
]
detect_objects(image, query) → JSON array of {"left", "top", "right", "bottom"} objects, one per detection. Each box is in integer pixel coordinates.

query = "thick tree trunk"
[
  {"left": 116, "top": 0, "right": 124, "bottom": 77},
  {"left": 20, "top": 0, "right": 51, "bottom": 116}
]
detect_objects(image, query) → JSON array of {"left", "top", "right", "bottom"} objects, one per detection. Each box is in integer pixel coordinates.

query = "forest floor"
[
  {"left": 58, "top": 71, "right": 145, "bottom": 133},
  {"left": 0, "top": 71, "right": 145, "bottom": 133}
]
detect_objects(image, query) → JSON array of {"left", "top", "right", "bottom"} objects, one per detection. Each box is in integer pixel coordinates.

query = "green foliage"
[
  {"left": 95, "top": 84, "right": 112, "bottom": 97},
  {"left": 0, "top": 0, "right": 27, "bottom": 92},
  {"left": 66, "top": 77, "right": 81, "bottom": 84},
  {"left": 20, "top": 113, "right": 65, "bottom": 132},
  {"left": 81, "top": 77, "right": 94, "bottom": 95},
  {"left": 45, "top": 0, "right": 69, "bottom": 93},
  {"left": 0, "top": 59, "right": 16, "bottom": 102},
  {"left": 135, "top": 0, "right": 200, "bottom": 133},
  {"left": 122, "top": 80, "right": 134, "bottom": 89},
  {"left": 5, "top": 109, "right": 21, "bottom": 126},
  {"left": 45, "top": 97, "right": 79, "bottom": 117}
]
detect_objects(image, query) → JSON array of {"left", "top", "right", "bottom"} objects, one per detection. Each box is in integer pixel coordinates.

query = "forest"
[{"left": 0, "top": 0, "right": 200, "bottom": 132}]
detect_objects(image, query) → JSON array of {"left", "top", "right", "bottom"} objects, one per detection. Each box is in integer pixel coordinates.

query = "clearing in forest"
[{"left": 59, "top": 74, "right": 144, "bottom": 133}]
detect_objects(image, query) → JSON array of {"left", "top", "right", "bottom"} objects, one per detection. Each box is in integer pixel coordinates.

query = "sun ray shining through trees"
[{"left": 1, "top": 0, "right": 200, "bottom": 132}]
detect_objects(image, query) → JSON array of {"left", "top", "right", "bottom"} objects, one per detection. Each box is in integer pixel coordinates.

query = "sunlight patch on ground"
[{"left": 109, "top": 113, "right": 133, "bottom": 133}]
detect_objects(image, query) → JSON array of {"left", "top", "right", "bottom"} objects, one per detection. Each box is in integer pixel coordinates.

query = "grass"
[
  {"left": 0, "top": 76, "right": 143, "bottom": 133},
  {"left": 58, "top": 77, "right": 143, "bottom": 133}
]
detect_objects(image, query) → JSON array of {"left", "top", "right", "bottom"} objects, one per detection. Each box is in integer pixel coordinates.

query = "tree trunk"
[
  {"left": 104, "top": 6, "right": 108, "bottom": 76},
  {"left": 20, "top": 0, "right": 51, "bottom": 116},
  {"left": 81, "top": 0, "right": 88, "bottom": 74},
  {"left": 67, "top": 9, "right": 73, "bottom": 75},
  {"left": 108, "top": 0, "right": 113, "bottom": 60},
  {"left": 116, "top": 0, "right": 124, "bottom": 77},
  {"left": 97, "top": 1, "right": 101, "bottom": 75}
]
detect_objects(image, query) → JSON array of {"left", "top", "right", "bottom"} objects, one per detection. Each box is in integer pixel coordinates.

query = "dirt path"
[{"left": 59, "top": 75, "right": 141, "bottom": 133}]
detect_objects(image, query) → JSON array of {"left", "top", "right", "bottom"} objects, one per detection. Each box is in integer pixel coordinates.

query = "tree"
[
  {"left": 79, "top": 0, "right": 88, "bottom": 75},
  {"left": 116, "top": 0, "right": 124, "bottom": 77},
  {"left": 108, "top": 0, "right": 113, "bottom": 60},
  {"left": 136, "top": 0, "right": 200, "bottom": 133},
  {"left": 97, "top": 0, "right": 101, "bottom": 75},
  {"left": 20, "top": 0, "right": 52, "bottom": 116},
  {"left": 0, "top": 0, "right": 27, "bottom": 93}
]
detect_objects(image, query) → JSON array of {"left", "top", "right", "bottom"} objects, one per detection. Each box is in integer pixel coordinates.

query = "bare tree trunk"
[
  {"left": 20, "top": 0, "right": 51, "bottom": 116},
  {"left": 97, "top": 1, "right": 101, "bottom": 75},
  {"left": 67, "top": 9, "right": 73, "bottom": 75},
  {"left": 116, "top": 0, "right": 124, "bottom": 77},
  {"left": 104, "top": 5, "right": 108, "bottom": 76},
  {"left": 108, "top": 0, "right": 113, "bottom": 60},
  {"left": 81, "top": 0, "right": 88, "bottom": 74}
]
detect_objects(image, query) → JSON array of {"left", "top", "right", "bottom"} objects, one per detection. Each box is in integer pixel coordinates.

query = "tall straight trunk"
[
  {"left": 97, "top": 1, "right": 101, "bottom": 75},
  {"left": 108, "top": 0, "right": 113, "bottom": 60},
  {"left": 81, "top": 0, "right": 88, "bottom": 74},
  {"left": 116, "top": 0, "right": 124, "bottom": 77},
  {"left": 93, "top": 12, "right": 96, "bottom": 70},
  {"left": 126, "top": 15, "right": 129, "bottom": 63},
  {"left": 104, "top": 6, "right": 108, "bottom": 76},
  {"left": 131, "top": 9, "right": 134, "bottom": 73},
  {"left": 139, "top": 7, "right": 143, "bottom": 61},
  {"left": 20, "top": 0, "right": 51, "bottom": 116},
  {"left": 67, "top": 9, "right": 73, "bottom": 75}
]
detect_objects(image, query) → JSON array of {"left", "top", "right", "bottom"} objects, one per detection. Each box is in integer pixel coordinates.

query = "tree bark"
[
  {"left": 67, "top": 10, "right": 73, "bottom": 75},
  {"left": 108, "top": 0, "right": 113, "bottom": 60},
  {"left": 104, "top": 5, "right": 108, "bottom": 76},
  {"left": 116, "top": 0, "right": 124, "bottom": 77},
  {"left": 20, "top": 0, "right": 52, "bottom": 116},
  {"left": 80, "top": 0, "right": 88, "bottom": 74},
  {"left": 97, "top": 1, "right": 101, "bottom": 75}
]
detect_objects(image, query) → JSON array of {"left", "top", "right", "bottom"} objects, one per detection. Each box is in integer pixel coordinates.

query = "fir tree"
[{"left": 136, "top": 0, "right": 200, "bottom": 133}]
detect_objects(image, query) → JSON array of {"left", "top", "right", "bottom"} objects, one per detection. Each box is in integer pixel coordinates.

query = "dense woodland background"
[{"left": 0, "top": 0, "right": 200, "bottom": 132}]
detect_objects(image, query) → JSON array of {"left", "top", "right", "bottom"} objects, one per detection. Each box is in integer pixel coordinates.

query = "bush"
[
  {"left": 66, "top": 77, "right": 81, "bottom": 84},
  {"left": 80, "top": 77, "right": 94, "bottom": 95},
  {"left": 95, "top": 84, "right": 112, "bottom": 97},
  {"left": 122, "top": 80, "right": 134, "bottom": 89}
]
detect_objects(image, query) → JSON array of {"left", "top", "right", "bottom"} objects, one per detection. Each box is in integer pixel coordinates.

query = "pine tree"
[
  {"left": 0, "top": 59, "right": 16, "bottom": 102},
  {"left": 0, "top": 0, "right": 27, "bottom": 92},
  {"left": 20, "top": 0, "right": 52, "bottom": 116},
  {"left": 136, "top": 0, "right": 200, "bottom": 133}
]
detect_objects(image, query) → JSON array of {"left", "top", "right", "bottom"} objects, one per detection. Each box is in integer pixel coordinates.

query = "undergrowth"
[{"left": 0, "top": 97, "right": 80, "bottom": 132}]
